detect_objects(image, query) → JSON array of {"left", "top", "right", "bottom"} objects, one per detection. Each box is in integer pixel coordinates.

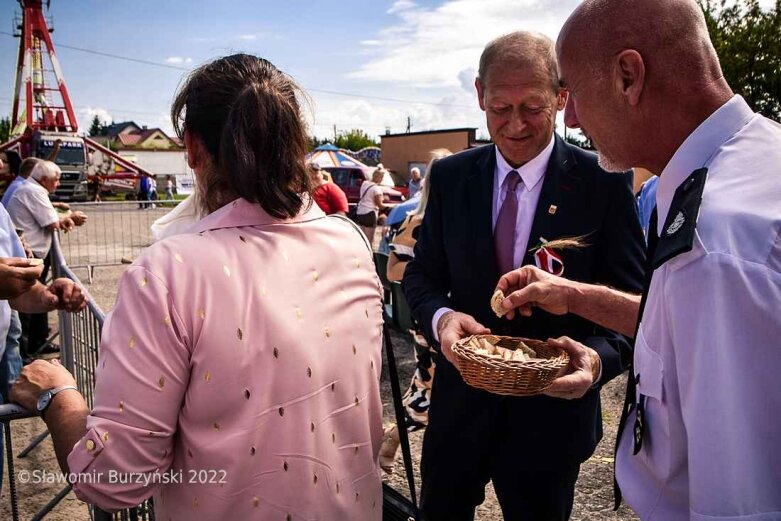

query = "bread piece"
[
  {"left": 491, "top": 289, "right": 507, "bottom": 317},
  {"left": 517, "top": 341, "right": 537, "bottom": 358},
  {"left": 510, "top": 349, "right": 529, "bottom": 362}
]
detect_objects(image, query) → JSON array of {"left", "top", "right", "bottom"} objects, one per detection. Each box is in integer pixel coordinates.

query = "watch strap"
[{"left": 39, "top": 384, "right": 78, "bottom": 417}]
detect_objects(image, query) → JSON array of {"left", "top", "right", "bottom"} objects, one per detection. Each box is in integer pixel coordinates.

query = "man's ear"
[
  {"left": 184, "top": 130, "right": 206, "bottom": 169},
  {"left": 615, "top": 50, "right": 645, "bottom": 106},
  {"left": 556, "top": 88, "right": 568, "bottom": 111},
  {"left": 475, "top": 78, "right": 486, "bottom": 111}
]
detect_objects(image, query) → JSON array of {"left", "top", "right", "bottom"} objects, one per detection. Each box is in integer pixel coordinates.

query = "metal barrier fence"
[
  {"left": 0, "top": 233, "right": 154, "bottom": 520},
  {"left": 57, "top": 200, "right": 180, "bottom": 279}
]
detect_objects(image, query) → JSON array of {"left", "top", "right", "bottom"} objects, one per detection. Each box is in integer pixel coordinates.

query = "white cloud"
[
  {"left": 186, "top": 37, "right": 217, "bottom": 43},
  {"left": 349, "top": 0, "right": 579, "bottom": 87},
  {"left": 387, "top": 0, "right": 416, "bottom": 14},
  {"left": 165, "top": 56, "right": 193, "bottom": 64},
  {"left": 237, "top": 34, "right": 258, "bottom": 41},
  {"left": 77, "top": 106, "right": 113, "bottom": 132},
  {"left": 306, "top": 89, "right": 487, "bottom": 142},
  {"left": 457, "top": 68, "right": 477, "bottom": 93},
  {"left": 310, "top": 0, "right": 585, "bottom": 141}
]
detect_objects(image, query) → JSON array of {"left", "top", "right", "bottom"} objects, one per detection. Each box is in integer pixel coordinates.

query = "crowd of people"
[
  {"left": 0, "top": 0, "right": 778, "bottom": 519},
  {"left": 0, "top": 152, "right": 89, "bottom": 491}
]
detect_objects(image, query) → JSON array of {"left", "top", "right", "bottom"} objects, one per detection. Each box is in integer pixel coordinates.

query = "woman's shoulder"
[{"left": 132, "top": 231, "right": 211, "bottom": 275}]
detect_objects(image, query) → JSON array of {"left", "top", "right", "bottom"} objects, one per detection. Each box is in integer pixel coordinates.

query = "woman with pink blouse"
[{"left": 10, "top": 54, "right": 385, "bottom": 519}]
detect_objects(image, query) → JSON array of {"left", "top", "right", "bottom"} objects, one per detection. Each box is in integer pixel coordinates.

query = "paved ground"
[{"left": 0, "top": 206, "right": 638, "bottom": 520}]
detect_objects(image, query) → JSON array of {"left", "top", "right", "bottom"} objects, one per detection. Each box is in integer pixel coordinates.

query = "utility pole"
[
  {"left": 333, "top": 124, "right": 337, "bottom": 142},
  {"left": 406, "top": 116, "right": 411, "bottom": 133}
]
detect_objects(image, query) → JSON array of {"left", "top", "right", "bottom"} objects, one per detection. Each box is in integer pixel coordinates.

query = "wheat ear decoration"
[{"left": 531, "top": 235, "right": 590, "bottom": 252}]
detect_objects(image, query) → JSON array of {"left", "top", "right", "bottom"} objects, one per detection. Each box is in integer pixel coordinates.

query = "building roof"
[
  {"left": 118, "top": 133, "right": 142, "bottom": 146},
  {"left": 103, "top": 121, "right": 141, "bottom": 137},
  {"left": 381, "top": 127, "right": 477, "bottom": 139},
  {"left": 113, "top": 128, "right": 182, "bottom": 149}
]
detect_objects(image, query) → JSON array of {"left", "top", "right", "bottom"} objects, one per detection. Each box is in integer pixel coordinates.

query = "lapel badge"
[
  {"left": 548, "top": 205, "right": 557, "bottom": 215},
  {"left": 666, "top": 211, "right": 685, "bottom": 236}
]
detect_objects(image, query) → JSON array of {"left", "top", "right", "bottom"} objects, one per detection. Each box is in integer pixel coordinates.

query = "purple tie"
[{"left": 494, "top": 170, "right": 522, "bottom": 276}]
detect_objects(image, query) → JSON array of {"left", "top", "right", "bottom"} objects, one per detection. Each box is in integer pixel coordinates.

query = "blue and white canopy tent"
[
  {"left": 307, "top": 144, "right": 370, "bottom": 170},
  {"left": 307, "top": 144, "right": 396, "bottom": 187}
]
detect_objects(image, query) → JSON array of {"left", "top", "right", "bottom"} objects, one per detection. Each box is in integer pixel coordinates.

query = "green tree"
[
  {"left": 333, "top": 129, "right": 377, "bottom": 151},
  {"left": 88, "top": 115, "right": 104, "bottom": 136},
  {"left": 308, "top": 135, "right": 331, "bottom": 150},
  {"left": 700, "top": 0, "right": 781, "bottom": 121},
  {"left": 563, "top": 133, "right": 592, "bottom": 150},
  {"left": 0, "top": 117, "right": 10, "bottom": 143}
]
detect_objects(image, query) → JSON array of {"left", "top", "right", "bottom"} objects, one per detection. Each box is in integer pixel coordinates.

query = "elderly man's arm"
[
  {"left": 10, "top": 360, "right": 90, "bottom": 473},
  {"left": 497, "top": 265, "right": 641, "bottom": 338},
  {"left": 45, "top": 216, "right": 75, "bottom": 232},
  {"left": 10, "top": 278, "right": 87, "bottom": 314}
]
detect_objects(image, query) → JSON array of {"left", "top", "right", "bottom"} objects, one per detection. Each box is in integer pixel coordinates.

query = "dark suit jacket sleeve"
[
  {"left": 402, "top": 161, "right": 452, "bottom": 348},
  {"left": 583, "top": 169, "right": 646, "bottom": 384}
]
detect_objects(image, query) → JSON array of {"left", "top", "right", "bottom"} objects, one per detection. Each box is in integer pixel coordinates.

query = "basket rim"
[{"left": 452, "top": 334, "right": 569, "bottom": 368}]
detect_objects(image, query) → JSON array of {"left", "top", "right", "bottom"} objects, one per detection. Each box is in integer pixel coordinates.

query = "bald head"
[
  {"left": 559, "top": 0, "right": 723, "bottom": 94},
  {"left": 557, "top": 0, "right": 733, "bottom": 173}
]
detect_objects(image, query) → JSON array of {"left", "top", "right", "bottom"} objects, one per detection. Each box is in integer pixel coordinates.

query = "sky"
[{"left": 0, "top": 0, "right": 775, "bottom": 142}]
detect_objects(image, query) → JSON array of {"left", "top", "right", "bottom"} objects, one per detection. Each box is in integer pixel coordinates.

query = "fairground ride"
[{"left": 0, "top": 0, "right": 153, "bottom": 201}]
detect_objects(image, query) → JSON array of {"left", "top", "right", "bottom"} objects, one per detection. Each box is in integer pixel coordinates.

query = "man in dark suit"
[{"left": 402, "top": 31, "right": 646, "bottom": 520}]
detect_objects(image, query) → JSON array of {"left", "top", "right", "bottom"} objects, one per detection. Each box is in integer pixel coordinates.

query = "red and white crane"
[{"left": 1, "top": 0, "right": 153, "bottom": 200}]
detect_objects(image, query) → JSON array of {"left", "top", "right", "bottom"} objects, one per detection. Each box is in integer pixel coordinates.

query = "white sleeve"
[
  {"left": 431, "top": 307, "right": 453, "bottom": 342},
  {"left": 667, "top": 254, "right": 781, "bottom": 517},
  {"left": 30, "top": 190, "right": 59, "bottom": 227}
]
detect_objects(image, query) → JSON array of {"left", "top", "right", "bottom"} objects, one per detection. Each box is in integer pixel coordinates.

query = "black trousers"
[
  {"left": 19, "top": 252, "right": 51, "bottom": 358},
  {"left": 419, "top": 363, "right": 582, "bottom": 521}
]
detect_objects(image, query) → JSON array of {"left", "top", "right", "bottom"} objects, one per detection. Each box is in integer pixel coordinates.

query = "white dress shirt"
[
  {"left": 616, "top": 96, "right": 781, "bottom": 520},
  {"left": 432, "top": 136, "right": 554, "bottom": 339},
  {"left": 7, "top": 178, "right": 58, "bottom": 257}
]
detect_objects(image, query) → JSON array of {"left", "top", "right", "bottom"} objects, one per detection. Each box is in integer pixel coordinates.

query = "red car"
[{"left": 325, "top": 167, "right": 407, "bottom": 205}]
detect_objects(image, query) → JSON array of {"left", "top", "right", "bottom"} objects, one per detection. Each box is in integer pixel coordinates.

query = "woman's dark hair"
[{"left": 171, "top": 54, "right": 312, "bottom": 218}]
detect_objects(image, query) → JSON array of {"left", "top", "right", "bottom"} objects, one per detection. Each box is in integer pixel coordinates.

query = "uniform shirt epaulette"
[{"left": 653, "top": 167, "right": 708, "bottom": 269}]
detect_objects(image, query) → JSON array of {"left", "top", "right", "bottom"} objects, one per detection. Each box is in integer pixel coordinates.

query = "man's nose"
[
  {"left": 563, "top": 96, "right": 580, "bottom": 129},
  {"left": 507, "top": 109, "right": 528, "bottom": 134}
]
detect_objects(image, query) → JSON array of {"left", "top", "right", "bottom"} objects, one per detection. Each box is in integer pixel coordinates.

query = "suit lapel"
[
  {"left": 523, "top": 135, "right": 577, "bottom": 266},
  {"left": 468, "top": 146, "right": 498, "bottom": 282}
]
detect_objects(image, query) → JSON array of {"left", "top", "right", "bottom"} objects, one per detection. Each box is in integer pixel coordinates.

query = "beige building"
[{"left": 380, "top": 128, "right": 482, "bottom": 181}]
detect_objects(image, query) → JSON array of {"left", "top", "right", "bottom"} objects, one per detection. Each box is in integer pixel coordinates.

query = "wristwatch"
[{"left": 36, "top": 385, "right": 78, "bottom": 418}]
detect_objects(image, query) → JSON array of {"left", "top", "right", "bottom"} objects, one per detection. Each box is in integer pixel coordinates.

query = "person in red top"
[{"left": 309, "top": 163, "right": 348, "bottom": 215}]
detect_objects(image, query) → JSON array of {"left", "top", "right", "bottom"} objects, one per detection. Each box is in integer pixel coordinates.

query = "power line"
[
  {"left": 0, "top": 31, "right": 190, "bottom": 71},
  {"left": 0, "top": 97, "right": 168, "bottom": 117},
  {"left": 0, "top": 31, "right": 474, "bottom": 109},
  {"left": 0, "top": 98, "right": 402, "bottom": 127}
]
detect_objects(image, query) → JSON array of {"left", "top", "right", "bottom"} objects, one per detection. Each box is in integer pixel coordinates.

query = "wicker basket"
[{"left": 452, "top": 335, "right": 569, "bottom": 396}]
